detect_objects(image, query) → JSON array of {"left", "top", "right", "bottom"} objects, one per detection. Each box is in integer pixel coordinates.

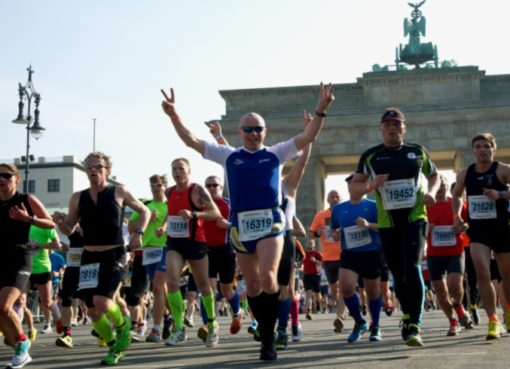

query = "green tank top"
[{"left": 29, "top": 226, "right": 58, "bottom": 274}]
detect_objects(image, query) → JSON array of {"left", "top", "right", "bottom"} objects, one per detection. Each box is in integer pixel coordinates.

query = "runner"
[
  {"left": 54, "top": 152, "right": 150, "bottom": 365},
  {"left": 127, "top": 175, "right": 168, "bottom": 343},
  {"left": 426, "top": 175, "right": 474, "bottom": 336},
  {"left": 309, "top": 190, "right": 346, "bottom": 333},
  {"left": 161, "top": 82, "right": 334, "bottom": 360},
  {"left": 331, "top": 173, "right": 383, "bottom": 343},
  {"left": 452, "top": 133, "right": 510, "bottom": 339},
  {"left": 0, "top": 163, "right": 55, "bottom": 369},
  {"left": 164, "top": 158, "right": 222, "bottom": 348},
  {"left": 350, "top": 108, "right": 440, "bottom": 346}
]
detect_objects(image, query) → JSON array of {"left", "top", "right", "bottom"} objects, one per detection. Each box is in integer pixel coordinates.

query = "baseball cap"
[{"left": 381, "top": 108, "right": 405, "bottom": 124}]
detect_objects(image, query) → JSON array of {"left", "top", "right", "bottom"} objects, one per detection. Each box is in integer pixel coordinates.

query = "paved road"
[{"left": 1, "top": 309, "right": 508, "bottom": 369}]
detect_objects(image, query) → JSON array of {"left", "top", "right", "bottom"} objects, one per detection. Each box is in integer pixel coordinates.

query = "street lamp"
[{"left": 12, "top": 65, "right": 46, "bottom": 194}]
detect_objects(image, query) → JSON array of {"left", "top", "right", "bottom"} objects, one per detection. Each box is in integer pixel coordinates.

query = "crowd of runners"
[{"left": 1, "top": 83, "right": 510, "bottom": 368}]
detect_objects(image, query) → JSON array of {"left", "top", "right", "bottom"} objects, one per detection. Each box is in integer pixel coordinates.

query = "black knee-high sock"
[{"left": 258, "top": 291, "right": 280, "bottom": 345}]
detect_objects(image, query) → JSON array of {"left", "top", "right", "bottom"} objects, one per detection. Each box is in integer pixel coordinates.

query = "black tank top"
[
  {"left": 78, "top": 186, "right": 124, "bottom": 245},
  {"left": 0, "top": 192, "right": 33, "bottom": 248},
  {"left": 69, "top": 229, "right": 84, "bottom": 248},
  {"left": 465, "top": 161, "right": 509, "bottom": 224}
]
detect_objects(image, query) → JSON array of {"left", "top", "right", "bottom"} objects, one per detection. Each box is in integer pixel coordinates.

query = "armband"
[
  {"left": 134, "top": 227, "right": 145, "bottom": 235},
  {"left": 315, "top": 111, "right": 327, "bottom": 118}
]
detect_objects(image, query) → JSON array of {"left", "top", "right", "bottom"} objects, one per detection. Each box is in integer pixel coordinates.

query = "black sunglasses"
[
  {"left": 206, "top": 183, "right": 220, "bottom": 188},
  {"left": 241, "top": 126, "right": 265, "bottom": 134},
  {"left": 0, "top": 173, "right": 14, "bottom": 180},
  {"left": 151, "top": 183, "right": 163, "bottom": 188}
]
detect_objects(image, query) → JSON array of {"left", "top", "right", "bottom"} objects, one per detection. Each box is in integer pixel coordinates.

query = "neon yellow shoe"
[
  {"left": 55, "top": 335, "right": 73, "bottom": 348},
  {"left": 504, "top": 309, "right": 510, "bottom": 333},
  {"left": 97, "top": 337, "right": 108, "bottom": 347},
  {"left": 486, "top": 320, "right": 502, "bottom": 340},
  {"left": 27, "top": 329, "right": 37, "bottom": 343},
  {"left": 100, "top": 349, "right": 125, "bottom": 365}
]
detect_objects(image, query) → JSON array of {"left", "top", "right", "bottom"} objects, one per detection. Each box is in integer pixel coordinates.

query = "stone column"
[{"left": 296, "top": 155, "right": 326, "bottom": 232}]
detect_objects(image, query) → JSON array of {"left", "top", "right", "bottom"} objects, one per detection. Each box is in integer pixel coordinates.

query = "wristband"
[
  {"left": 315, "top": 111, "right": 327, "bottom": 118},
  {"left": 134, "top": 227, "right": 144, "bottom": 235},
  {"left": 213, "top": 134, "right": 224, "bottom": 140},
  {"left": 29, "top": 215, "right": 36, "bottom": 225},
  {"left": 192, "top": 211, "right": 198, "bottom": 219},
  {"left": 498, "top": 191, "right": 506, "bottom": 199}
]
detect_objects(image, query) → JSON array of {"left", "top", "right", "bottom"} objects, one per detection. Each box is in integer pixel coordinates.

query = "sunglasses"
[
  {"left": 241, "top": 126, "right": 265, "bottom": 134},
  {"left": 85, "top": 163, "right": 106, "bottom": 170},
  {"left": 151, "top": 183, "right": 163, "bottom": 188},
  {"left": 206, "top": 183, "right": 220, "bottom": 188},
  {"left": 0, "top": 173, "right": 14, "bottom": 180}
]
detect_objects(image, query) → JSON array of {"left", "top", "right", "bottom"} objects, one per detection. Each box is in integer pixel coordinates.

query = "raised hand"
[
  {"left": 161, "top": 88, "right": 177, "bottom": 117},
  {"left": 315, "top": 82, "right": 335, "bottom": 113}
]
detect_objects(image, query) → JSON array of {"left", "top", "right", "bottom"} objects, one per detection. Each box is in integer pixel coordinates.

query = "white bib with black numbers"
[
  {"left": 66, "top": 248, "right": 83, "bottom": 267},
  {"left": 344, "top": 225, "right": 372, "bottom": 249},
  {"left": 78, "top": 263, "right": 100, "bottom": 290},
  {"left": 468, "top": 195, "right": 497, "bottom": 219},
  {"left": 167, "top": 216, "right": 190, "bottom": 238},
  {"left": 431, "top": 226, "right": 456, "bottom": 247},
  {"left": 142, "top": 247, "right": 163, "bottom": 266},
  {"left": 381, "top": 178, "right": 417, "bottom": 210},
  {"left": 237, "top": 209, "right": 274, "bottom": 242}
]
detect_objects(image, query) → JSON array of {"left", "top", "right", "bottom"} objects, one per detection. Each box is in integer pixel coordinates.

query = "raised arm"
[
  {"left": 283, "top": 111, "right": 313, "bottom": 197},
  {"left": 207, "top": 121, "right": 230, "bottom": 146},
  {"left": 293, "top": 83, "right": 335, "bottom": 151},
  {"left": 161, "top": 88, "right": 206, "bottom": 155}
]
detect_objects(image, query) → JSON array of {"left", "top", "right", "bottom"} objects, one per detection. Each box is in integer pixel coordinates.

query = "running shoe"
[
  {"left": 27, "top": 329, "right": 37, "bottom": 343},
  {"left": 384, "top": 303, "right": 394, "bottom": 317},
  {"left": 447, "top": 319, "right": 460, "bottom": 336},
  {"left": 205, "top": 321, "right": 219, "bottom": 348},
  {"left": 112, "top": 317, "right": 131, "bottom": 352},
  {"left": 247, "top": 321, "right": 257, "bottom": 334},
  {"left": 486, "top": 320, "right": 502, "bottom": 340},
  {"left": 97, "top": 337, "right": 107, "bottom": 347},
  {"left": 183, "top": 317, "right": 194, "bottom": 328},
  {"left": 7, "top": 340, "right": 32, "bottom": 369},
  {"left": 162, "top": 316, "right": 173, "bottom": 340},
  {"left": 405, "top": 324, "right": 424, "bottom": 347},
  {"left": 55, "top": 335, "right": 73, "bottom": 348},
  {"left": 458, "top": 315, "right": 474, "bottom": 330},
  {"left": 504, "top": 309, "right": 510, "bottom": 333},
  {"left": 71, "top": 319, "right": 79, "bottom": 327},
  {"left": 333, "top": 317, "right": 344, "bottom": 333},
  {"left": 165, "top": 328, "right": 187, "bottom": 346},
  {"left": 41, "top": 324, "right": 53, "bottom": 334},
  {"left": 197, "top": 325, "right": 208, "bottom": 342},
  {"left": 260, "top": 343, "right": 277, "bottom": 361},
  {"left": 230, "top": 310, "right": 243, "bottom": 334},
  {"left": 100, "top": 349, "right": 125, "bottom": 366},
  {"left": 400, "top": 320, "right": 410, "bottom": 341},
  {"left": 275, "top": 329, "right": 288, "bottom": 350},
  {"left": 470, "top": 306, "right": 480, "bottom": 326},
  {"left": 305, "top": 310, "right": 312, "bottom": 320},
  {"left": 55, "top": 319, "right": 64, "bottom": 334},
  {"left": 291, "top": 324, "right": 303, "bottom": 342},
  {"left": 347, "top": 321, "right": 369, "bottom": 343},
  {"left": 369, "top": 324, "right": 382, "bottom": 341},
  {"left": 145, "top": 329, "right": 161, "bottom": 343}
]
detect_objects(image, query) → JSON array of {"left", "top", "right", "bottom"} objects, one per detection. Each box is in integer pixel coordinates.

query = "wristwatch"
[{"left": 134, "top": 227, "right": 144, "bottom": 235}]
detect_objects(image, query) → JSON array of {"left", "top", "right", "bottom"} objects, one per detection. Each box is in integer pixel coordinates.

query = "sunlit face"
[
  {"left": 205, "top": 177, "right": 223, "bottom": 199},
  {"left": 472, "top": 139, "right": 495, "bottom": 164},
  {"left": 172, "top": 160, "right": 190, "bottom": 185},
  {"left": 380, "top": 120, "right": 406, "bottom": 148},
  {"left": 237, "top": 114, "right": 267, "bottom": 151},
  {"left": 436, "top": 178, "right": 448, "bottom": 200},
  {"left": 306, "top": 239, "right": 315, "bottom": 251},
  {"left": 84, "top": 157, "right": 110, "bottom": 184},
  {"left": 327, "top": 190, "right": 341, "bottom": 207},
  {"left": 0, "top": 167, "right": 19, "bottom": 193}
]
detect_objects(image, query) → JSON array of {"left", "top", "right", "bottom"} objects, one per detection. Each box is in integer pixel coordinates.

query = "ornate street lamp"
[{"left": 12, "top": 66, "right": 46, "bottom": 193}]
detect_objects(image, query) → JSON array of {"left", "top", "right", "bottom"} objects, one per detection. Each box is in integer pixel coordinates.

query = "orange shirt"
[{"left": 309, "top": 208, "right": 341, "bottom": 261}]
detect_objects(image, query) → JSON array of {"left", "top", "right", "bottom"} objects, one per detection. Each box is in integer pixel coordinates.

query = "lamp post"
[{"left": 12, "top": 65, "right": 46, "bottom": 194}]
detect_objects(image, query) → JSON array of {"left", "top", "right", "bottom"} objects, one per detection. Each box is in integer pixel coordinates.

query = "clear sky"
[{"left": 1, "top": 0, "right": 508, "bottom": 203}]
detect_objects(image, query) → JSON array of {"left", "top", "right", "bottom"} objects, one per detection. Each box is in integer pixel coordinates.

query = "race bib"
[
  {"left": 238, "top": 209, "right": 274, "bottom": 242},
  {"left": 66, "top": 248, "right": 83, "bottom": 267},
  {"left": 468, "top": 195, "right": 496, "bottom": 219},
  {"left": 431, "top": 226, "right": 456, "bottom": 247},
  {"left": 167, "top": 215, "right": 190, "bottom": 238},
  {"left": 323, "top": 226, "right": 335, "bottom": 243},
  {"left": 344, "top": 225, "right": 372, "bottom": 249},
  {"left": 78, "top": 263, "right": 100, "bottom": 290},
  {"left": 142, "top": 247, "right": 163, "bottom": 266},
  {"left": 381, "top": 178, "right": 417, "bottom": 210}
]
